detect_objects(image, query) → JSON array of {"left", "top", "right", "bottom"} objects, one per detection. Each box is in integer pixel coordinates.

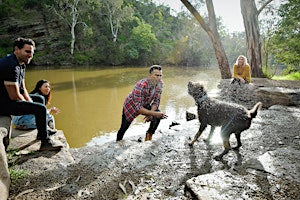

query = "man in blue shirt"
[{"left": 0, "top": 37, "right": 62, "bottom": 151}]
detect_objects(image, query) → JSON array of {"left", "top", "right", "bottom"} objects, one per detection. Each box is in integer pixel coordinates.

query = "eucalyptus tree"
[
  {"left": 240, "top": 0, "right": 274, "bottom": 77},
  {"left": 180, "top": 0, "right": 231, "bottom": 79},
  {"left": 50, "top": 0, "right": 96, "bottom": 55},
  {"left": 102, "top": 0, "right": 133, "bottom": 42}
]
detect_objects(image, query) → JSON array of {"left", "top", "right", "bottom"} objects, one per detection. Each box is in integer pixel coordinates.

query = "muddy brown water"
[{"left": 25, "top": 66, "right": 221, "bottom": 147}]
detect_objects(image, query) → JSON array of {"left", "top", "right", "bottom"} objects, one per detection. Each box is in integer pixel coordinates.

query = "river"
[{"left": 25, "top": 66, "right": 221, "bottom": 147}]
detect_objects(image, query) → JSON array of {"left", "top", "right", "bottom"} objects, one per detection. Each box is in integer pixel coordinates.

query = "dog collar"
[{"left": 197, "top": 95, "right": 207, "bottom": 103}]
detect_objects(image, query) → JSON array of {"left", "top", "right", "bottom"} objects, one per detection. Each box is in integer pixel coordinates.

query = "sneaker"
[
  {"left": 39, "top": 139, "right": 63, "bottom": 151},
  {"left": 48, "top": 127, "right": 58, "bottom": 135}
]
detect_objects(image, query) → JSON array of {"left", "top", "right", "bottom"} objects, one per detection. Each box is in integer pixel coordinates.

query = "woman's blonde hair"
[{"left": 235, "top": 55, "right": 248, "bottom": 67}]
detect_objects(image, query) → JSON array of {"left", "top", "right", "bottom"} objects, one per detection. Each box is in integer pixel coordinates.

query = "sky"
[{"left": 152, "top": 0, "right": 244, "bottom": 32}]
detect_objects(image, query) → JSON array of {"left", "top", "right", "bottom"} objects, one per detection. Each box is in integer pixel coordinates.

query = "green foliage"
[
  {"left": 130, "top": 23, "right": 156, "bottom": 51},
  {"left": 282, "top": 65, "right": 300, "bottom": 76},
  {"left": 6, "top": 149, "right": 29, "bottom": 183},
  {"left": 0, "top": 38, "right": 12, "bottom": 57},
  {"left": 0, "top": 0, "right": 249, "bottom": 66},
  {"left": 269, "top": 0, "right": 300, "bottom": 68},
  {"left": 74, "top": 53, "right": 91, "bottom": 65},
  {"left": 9, "top": 168, "right": 28, "bottom": 183},
  {"left": 272, "top": 71, "right": 300, "bottom": 80},
  {"left": 0, "top": 3, "right": 12, "bottom": 17}
]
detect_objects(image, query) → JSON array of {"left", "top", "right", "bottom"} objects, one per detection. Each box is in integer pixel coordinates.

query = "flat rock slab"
[
  {"left": 217, "top": 79, "right": 300, "bottom": 109},
  {"left": 7, "top": 129, "right": 74, "bottom": 165},
  {"left": 186, "top": 147, "right": 300, "bottom": 200}
]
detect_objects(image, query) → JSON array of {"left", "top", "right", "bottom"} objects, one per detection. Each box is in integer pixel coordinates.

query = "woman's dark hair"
[
  {"left": 13, "top": 37, "right": 36, "bottom": 51},
  {"left": 30, "top": 80, "right": 52, "bottom": 105}
]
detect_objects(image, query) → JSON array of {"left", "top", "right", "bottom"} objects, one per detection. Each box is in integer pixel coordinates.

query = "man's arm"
[
  {"left": 5, "top": 83, "right": 25, "bottom": 101},
  {"left": 138, "top": 106, "right": 166, "bottom": 119},
  {"left": 21, "top": 79, "right": 32, "bottom": 102},
  {"left": 4, "top": 80, "right": 32, "bottom": 102}
]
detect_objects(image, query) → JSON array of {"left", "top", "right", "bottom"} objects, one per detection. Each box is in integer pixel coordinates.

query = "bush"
[{"left": 282, "top": 65, "right": 299, "bottom": 76}]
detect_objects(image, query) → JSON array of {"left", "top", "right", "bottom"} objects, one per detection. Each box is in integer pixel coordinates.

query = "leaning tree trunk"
[
  {"left": 180, "top": 0, "right": 232, "bottom": 79},
  {"left": 240, "top": 0, "right": 264, "bottom": 77}
]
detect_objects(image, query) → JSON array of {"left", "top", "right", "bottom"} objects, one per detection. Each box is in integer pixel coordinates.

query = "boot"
[{"left": 145, "top": 132, "right": 153, "bottom": 141}]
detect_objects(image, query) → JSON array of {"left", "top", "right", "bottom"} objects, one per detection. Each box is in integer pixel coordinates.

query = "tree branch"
[
  {"left": 180, "top": 0, "right": 209, "bottom": 32},
  {"left": 257, "top": 0, "right": 273, "bottom": 15}
]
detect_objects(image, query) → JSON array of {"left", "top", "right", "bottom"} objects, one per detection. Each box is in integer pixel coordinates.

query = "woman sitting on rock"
[
  {"left": 12, "top": 80, "right": 60, "bottom": 133},
  {"left": 231, "top": 55, "right": 251, "bottom": 85}
]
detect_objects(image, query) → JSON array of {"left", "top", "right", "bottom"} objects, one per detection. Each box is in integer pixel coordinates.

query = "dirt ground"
[
  {"left": 6, "top": 104, "right": 300, "bottom": 200},
  {"left": 6, "top": 79, "right": 300, "bottom": 200}
]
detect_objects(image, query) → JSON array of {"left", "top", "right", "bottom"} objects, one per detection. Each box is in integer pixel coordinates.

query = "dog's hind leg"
[
  {"left": 204, "top": 126, "right": 215, "bottom": 143},
  {"left": 232, "top": 132, "right": 242, "bottom": 150},
  {"left": 214, "top": 128, "right": 232, "bottom": 160},
  {"left": 214, "top": 138, "right": 231, "bottom": 161},
  {"left": 189, "top": 124, "right": 207, "bottom": 146}
]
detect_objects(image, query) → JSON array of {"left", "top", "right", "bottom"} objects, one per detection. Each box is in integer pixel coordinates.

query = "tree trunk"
[
  {"left": 70, "top": 0, "right": 79, "bottom": 55},
  {"left": 240, "top": 0, "right": 264, "bottom": 77},
  {"left": 180, "top": 0, "right": 231, "bottom": 79}
]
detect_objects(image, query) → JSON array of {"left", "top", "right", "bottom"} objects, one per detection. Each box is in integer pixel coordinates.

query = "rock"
[
  {"left": 0, "top": 116, "right": 11, "bottom": 200},
  {"left": 186, "top": 107, "right": 197, "bottom": 121},
  {"left": 186, "top": 147, "right": 300, "bottom": 200},
  {"left": 217, "top": 78, "right": 300, "bottom": 109},
  {"left": 255, "top": 87, "right": 300, "bottom": 108}
]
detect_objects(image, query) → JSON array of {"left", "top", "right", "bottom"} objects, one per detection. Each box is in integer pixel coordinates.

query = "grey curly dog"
[{"left": 187, "top": 81, "right": 262, "bottom": 160}]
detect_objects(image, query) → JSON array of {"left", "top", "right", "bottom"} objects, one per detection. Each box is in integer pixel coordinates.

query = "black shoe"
[
  {"left": 39, "top": 139, "right": 63, "bottom": 151},
  {"left": 48, "top": 127, "right": 58, "bottom": 135}
]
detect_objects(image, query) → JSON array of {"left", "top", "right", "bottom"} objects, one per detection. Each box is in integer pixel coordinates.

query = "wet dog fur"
[{"left": 187, "top": 81, "right": 262, "bottom": 160}]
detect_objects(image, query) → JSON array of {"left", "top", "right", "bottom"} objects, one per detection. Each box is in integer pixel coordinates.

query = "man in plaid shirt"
[{"left": 116, "top": 65, "right": 168, "bottom": 143}]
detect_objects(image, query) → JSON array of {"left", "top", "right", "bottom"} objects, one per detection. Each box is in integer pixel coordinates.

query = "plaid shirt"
[{"left": 123, "top": 78, "right": 163, "bottom": 123}]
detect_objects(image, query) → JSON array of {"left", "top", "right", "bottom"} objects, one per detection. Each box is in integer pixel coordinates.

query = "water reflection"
[{"left": 26, "top": 66, "right": 221, "bottom": 147}]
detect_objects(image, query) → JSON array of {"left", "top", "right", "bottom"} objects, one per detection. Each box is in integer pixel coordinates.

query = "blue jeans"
[{"left": 116, "top": 105, "right": 161, "bottom": 141}]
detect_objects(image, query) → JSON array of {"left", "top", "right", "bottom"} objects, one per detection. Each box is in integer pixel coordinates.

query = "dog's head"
[{"left": 187, "top": 81, "right": 207, "bottom": 100}]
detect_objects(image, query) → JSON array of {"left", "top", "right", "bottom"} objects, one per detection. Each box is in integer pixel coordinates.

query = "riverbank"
[{"left": 6, "top": 79, "right": 300, "bottom": 200}]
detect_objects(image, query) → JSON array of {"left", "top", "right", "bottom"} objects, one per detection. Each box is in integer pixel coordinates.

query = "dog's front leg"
[
  {"left": 204, "top": 126, "right": 215, "bottom": 143},
  {"left": 189, "top": 124, "right": 207, "bottom": 146}
]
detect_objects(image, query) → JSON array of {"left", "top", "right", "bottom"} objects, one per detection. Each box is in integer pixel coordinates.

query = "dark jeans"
[
  {"left": 116, "top": 105, "right": 161, "bottom": 141},
  {"left": 30, "top": 94, "right": 45, "bottom": 105},
  {"left": 0, "top": 96, "right": 49, "bottom": 143}
]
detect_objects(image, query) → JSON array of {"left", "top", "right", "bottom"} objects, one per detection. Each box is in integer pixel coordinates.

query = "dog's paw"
[
  {"left": 213, "top": 155, "right": 222, "bottom": 161},
  {"left": 232, "top": 146, "right": 240, "bottom": 151},
  {"left": 203, "top": 138, "right": 210, "bottom": 143}
]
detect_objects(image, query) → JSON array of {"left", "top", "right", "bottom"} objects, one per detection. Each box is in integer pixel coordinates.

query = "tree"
[
  {"left": 180, "top": 0, "right": 232, "bottom": 79},
  {"left": 269, "top": 0, "right": 300, "bottom": 69},
  {"left": 240, "top": 0, "right": 273, "bottom": 77},
  {"left": 51, "top": 0, "right": 90, "bottom": 55},
  {"left": 102, "top": 0, "right": 133, "bottom": 42},
  {"left": 125, "top": 19, "right": 157, "bottom": 64}
]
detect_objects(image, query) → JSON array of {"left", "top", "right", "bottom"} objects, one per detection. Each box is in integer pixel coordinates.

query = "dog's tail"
[{"left": 249, "top": 102, "right": 262, "bottom": 119}]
